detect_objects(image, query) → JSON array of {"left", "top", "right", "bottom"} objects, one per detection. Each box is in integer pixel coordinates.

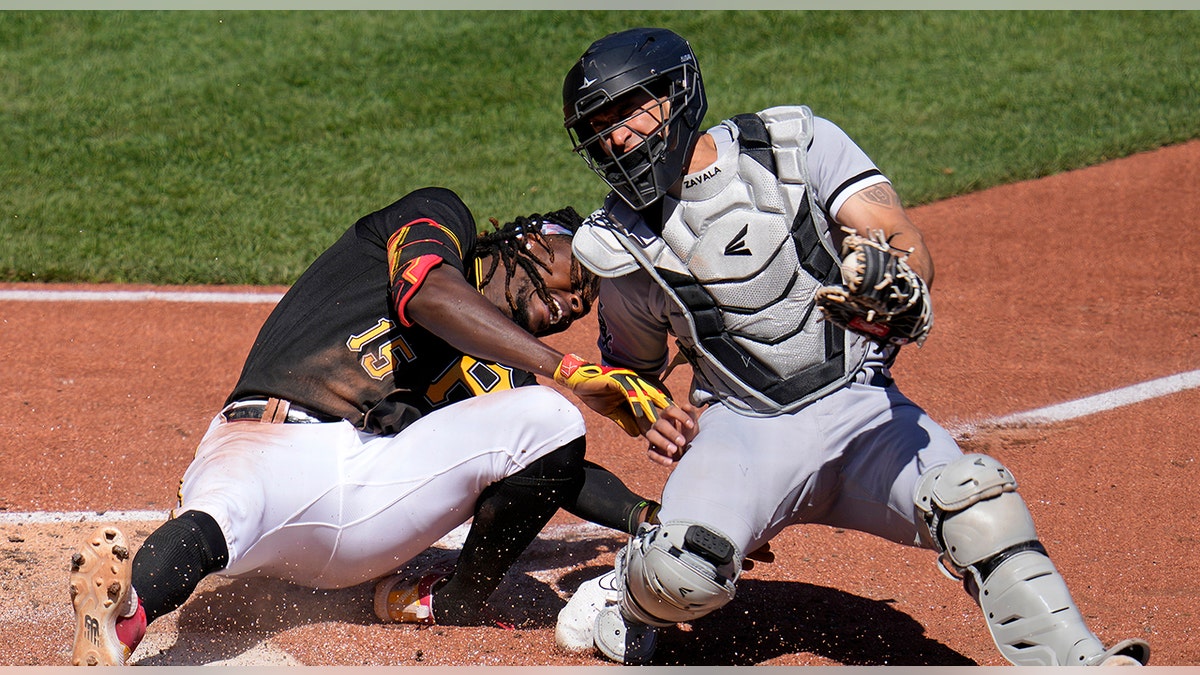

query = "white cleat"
[
  {"left": 69, "top": 526, "right": 135, "bottom": 666},
  {"left": 593, "top": 604, "right": 657, "bottom": 665},
  {"left": 1094, "top": 638, "right": 1150, "bottom": 666},
  {"left": 555, "top": 569, "right": 620, "bottom": 651}
]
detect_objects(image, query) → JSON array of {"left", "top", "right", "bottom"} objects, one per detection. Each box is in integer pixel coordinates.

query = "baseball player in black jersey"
[
  {"left": 552, "top": 28, "right": 1150, "bottom": 667},
  {"left": 68, "top": 187, "right": 677, "bottom": 666}
]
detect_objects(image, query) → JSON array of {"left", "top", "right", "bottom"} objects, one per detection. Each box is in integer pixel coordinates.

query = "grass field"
[{"left": 2, "top": 10, "right": 1198, "bottom": 284}]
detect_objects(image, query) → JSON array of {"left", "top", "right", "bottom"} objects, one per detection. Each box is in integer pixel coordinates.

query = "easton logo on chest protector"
[{"left": 724, "top": 224, "right": 752, "bottom": 256}]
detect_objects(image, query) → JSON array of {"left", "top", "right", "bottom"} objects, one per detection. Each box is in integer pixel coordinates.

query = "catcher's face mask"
[{"left": 563, "top": 27, "right": 708, "bottom": 210}]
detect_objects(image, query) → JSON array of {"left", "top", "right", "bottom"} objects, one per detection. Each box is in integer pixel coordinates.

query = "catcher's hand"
[
  {"left": 815, "top": 228, "right": 933, "bottom": 346},
  {"left": 555, "top": 353, "right": 672, "bottom": 436}
]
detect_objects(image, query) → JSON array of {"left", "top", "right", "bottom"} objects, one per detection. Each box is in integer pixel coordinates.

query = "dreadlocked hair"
[{"left": 476, "top": 206, "right": 600, "bottom": 320}]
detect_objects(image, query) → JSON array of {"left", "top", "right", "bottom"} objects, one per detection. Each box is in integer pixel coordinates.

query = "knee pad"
[
  {"left": 618, "top": 521, "right": 739, "bottom": 627},
  {"left": 915, "top": 454, "right": 1111, "bottom": 666},
  {"left": 915, "top": 453, "right": 1039, "bottom": 572}
]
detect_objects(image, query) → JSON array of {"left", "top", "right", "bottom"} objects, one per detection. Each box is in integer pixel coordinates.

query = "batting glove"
[{"left": 555, "top": 353, "right": 672, "bottom": 436}]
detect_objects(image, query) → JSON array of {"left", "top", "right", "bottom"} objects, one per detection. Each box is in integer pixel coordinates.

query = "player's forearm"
[
  {"left": 836, "top": 183, "right": 935, "bottom": 286},
  {"left": 882, "top": 227, "right": 934, "bottom": 286},
  {"left": 405, "top": 273, "right": 564, "bottom": 378}
]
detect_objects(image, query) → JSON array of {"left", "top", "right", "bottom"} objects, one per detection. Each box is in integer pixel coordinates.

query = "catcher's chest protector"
[{"left": 593, "top": 106, "right": 871, "bottom": 414}]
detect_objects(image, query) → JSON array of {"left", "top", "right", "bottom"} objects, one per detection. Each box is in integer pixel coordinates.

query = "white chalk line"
[
  {"left": 0, "top": 289, "right": 284, "bottom": 303},
  {"left": 990, "top": 369, "right": 1200, "bottom": 425},
  {"left": 948, "top": 368, "right": 1200, "bottom": 437}
]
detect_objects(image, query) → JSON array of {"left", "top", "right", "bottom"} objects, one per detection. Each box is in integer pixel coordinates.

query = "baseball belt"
[{"left": 221, "top": 397, "right": 341, "bottom": 424}]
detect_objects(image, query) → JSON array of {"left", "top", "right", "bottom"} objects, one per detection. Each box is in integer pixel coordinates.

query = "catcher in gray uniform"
[{"left": 552, "top": 27, "right": 1150, "bottom": 667}]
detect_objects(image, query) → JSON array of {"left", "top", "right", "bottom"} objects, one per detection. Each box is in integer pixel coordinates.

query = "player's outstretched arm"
[
  {"left": 406, "top": 265, "right": 674, "bottom": 436},
  {"left": 406, "top": 263, "right": 566, "bottom": 376}
]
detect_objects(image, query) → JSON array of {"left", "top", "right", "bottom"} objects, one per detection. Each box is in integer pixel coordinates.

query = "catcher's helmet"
[{"left": 563, "top": 27, "right": 708, "bottom": 210}]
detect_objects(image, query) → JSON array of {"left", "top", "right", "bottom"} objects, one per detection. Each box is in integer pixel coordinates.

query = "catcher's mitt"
[{"left": 814, "top": 228, "right": 933, "bottom": 346}]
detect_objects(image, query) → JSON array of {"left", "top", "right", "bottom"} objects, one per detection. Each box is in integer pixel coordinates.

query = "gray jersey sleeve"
[
  {"left": 594, "top": 269, "right": 673, "bottom": 376},
  {"left": 808, "top": 115, "right": 891, "bottom": 221}
]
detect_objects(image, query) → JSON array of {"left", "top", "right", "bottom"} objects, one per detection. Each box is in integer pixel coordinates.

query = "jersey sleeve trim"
[
  {"left": 387, "top": 216, "right": 470, "bottom": 327},
  {"left": 387, "top": 217, "right": 464, "bottom": 264},
  {"left": 825, "top": 169, "right": 889, "bottom": 220},
  {"left": 390, "top": 253, "right": 444, "bottom": 328}
]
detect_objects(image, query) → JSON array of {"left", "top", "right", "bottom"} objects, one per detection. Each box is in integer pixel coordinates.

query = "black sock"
[
  {"left": 435, "top": 437, "right": 585, "bottom": 624},
  {"left": 131, "top": 509, "right": 229, "bottom": 624},
  {"left": 564, "top": 460, "right": 660, "bottom": 535}
]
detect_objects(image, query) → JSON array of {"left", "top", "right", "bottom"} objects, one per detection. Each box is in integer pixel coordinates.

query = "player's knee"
[
  {"left": 914, "top": 453, "right": 1041, "bottom": 573},
  {"left": 517, "top": 385, "right": 587, "bottom": 439},
  {"left": 525, "top": 385, "right": 586, "bottom": 421},
  {"left": 502, "top": 436, "right": 585, "bottom": 498},
  {"left": 619, "top": 521, "right": 739, "bottom": 627}
]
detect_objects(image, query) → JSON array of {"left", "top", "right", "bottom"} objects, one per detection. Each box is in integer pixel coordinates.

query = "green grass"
[{"left": 2, "top": 10, "right": 1198, "bottom": 284}]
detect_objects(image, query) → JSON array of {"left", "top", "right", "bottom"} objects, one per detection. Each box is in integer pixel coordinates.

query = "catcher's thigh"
[
  {"left": 914, "top": 453, "right": 1109, "bottom": 666},
  {"left": 179, "top": 386, "right": 584, "bottom": 589},
  {"left": 657, "top": 381, "right": 962, "bottom": 553}
]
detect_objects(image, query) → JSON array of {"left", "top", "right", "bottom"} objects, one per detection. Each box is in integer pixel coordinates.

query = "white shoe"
[
  {"left": 593, "top": 604, "right": 657, "bottom": 665},
  {"left": 555, "top": 570, "right": 620, "bottom": 651},
  {"left": 1094, "top": 638, "right": 1150, "bottom": 666}
]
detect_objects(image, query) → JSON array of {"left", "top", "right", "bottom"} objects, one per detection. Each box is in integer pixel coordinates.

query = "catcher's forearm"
[
  {"left": 882, "top": 228, "right": 934, "bottom": 287},
  {"left": 837, "top": 183, "right": 935, "bottom": 286}
]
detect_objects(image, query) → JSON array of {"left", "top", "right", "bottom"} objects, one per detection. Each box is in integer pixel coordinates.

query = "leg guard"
[
  {"left": 915, "top": 454, "right": 1148, "bottom": 666},
  {"left": 618, "top": 521, "right": 739, "bottom": 628}
]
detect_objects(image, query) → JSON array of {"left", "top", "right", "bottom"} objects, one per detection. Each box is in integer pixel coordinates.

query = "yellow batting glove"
[{"left": 555, "top": 353, "right": 672, "bottom": 436}]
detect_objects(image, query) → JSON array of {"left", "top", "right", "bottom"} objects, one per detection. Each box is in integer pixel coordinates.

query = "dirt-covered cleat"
[
  {"left": 69, "top": 526, "right": 138, "bottom": 666},
  {"left": 373, "top": 570, "right": 451, "bottom": 624}
]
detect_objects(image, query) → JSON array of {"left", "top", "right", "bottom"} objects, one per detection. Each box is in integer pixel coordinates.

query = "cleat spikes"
[{"left": 70, "top": 525, "right": 136, "bottom": 666}]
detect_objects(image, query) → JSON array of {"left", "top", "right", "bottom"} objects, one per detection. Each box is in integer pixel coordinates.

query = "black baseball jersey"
[{"left": 226, "top": 187, "right": 535, "bottom": 435}]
